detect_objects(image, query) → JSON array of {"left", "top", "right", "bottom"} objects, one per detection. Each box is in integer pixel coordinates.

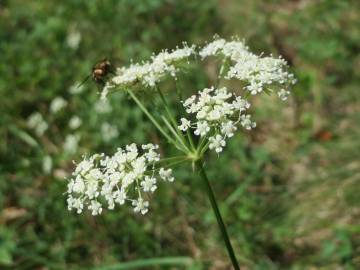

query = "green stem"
[
  {"left": 196, "top": 161, "right": 240, "bottom": 270},
  {"left": 155, "top": 85, "right": 179, "bottom": 130},
  {"left": 155, "top": 86, "right": 191, "bottom": 151},
  {"left": 127, "top": 90, "right": 179, "bottom": 148},
  {"left": 173, "top": 80, "right": 196, "bottom": 151},
  {"left": 161, "top": 116, "right": 190, "bottom": 152}
]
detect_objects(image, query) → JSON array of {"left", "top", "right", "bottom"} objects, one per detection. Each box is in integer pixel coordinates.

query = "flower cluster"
[
  {"left": 103, "top": 43, "right": 195, "bottom": 97},
  {"left": 66, "top": 143, "right": 174, "bottom": 215},
  {"left": 50, "top": 96, "right": 67, "bottom": 114},
  {"left": 200, "top": 38, "right": 296, "bottom": 96},
  {"left": 178, "top": 86, "right": 255, "bottom": 153},
  {"left": 27, "top": 112, "right": 48, "bottom": 136}
]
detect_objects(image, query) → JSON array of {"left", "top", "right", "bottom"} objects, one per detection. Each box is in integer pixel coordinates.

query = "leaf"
[{"left": 8, "top": 125, "right": 39, "bottom": 148}]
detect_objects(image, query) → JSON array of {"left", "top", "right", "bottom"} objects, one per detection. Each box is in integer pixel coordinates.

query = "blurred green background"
[{"left": 1, "top": 0, "right": 360, "bottom": 269}]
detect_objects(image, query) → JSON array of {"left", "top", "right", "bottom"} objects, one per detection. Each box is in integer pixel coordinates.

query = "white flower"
[
  {"left": 194, "top": 121, "right": 210, "bottom": 136},
  {"left": 178, "top": 118, "right": 191, "bottom": 131},
  {"left": 72, "top": 176, "right": 85, "bottom": 193},
  {"left": 132, "top": 198, "right": 149, "bottom": 215},
  {"left": 180, "top": 86, "right": 253, "bottom": 153},
  {"left": 27, "top": 112, "right": 48, "bottom": 136},
  {"left": 240, "top": 115, "right": 256, "bottom": 130},
  {"left": 144, "top": 149, "right": 160, "bottom": 162},
  {"left": 142, "top": 143, "right": 159, "bottom": 150},
  {"left": 200, "top": 38, "right": 226, "bottom": 58},
  {"left": 101, "top": 122, "right": 119, "bottom": 142},
  {"left": 114, "top": 189, "right": 127, "bottom": 205},
  {"left": 69, "top": 116, "right": 82, "bottom": 129},
  {"left": 66, "top": 143, "right": 173, "bottom": 216},
  {"left": 277, "top": 89, "right": 291, "bottom": 101},
  {"left": 151, "top": 43, "right": 195, "bottom": 65},
  {"left": 140, "top": 176, "right": 157, "bottom": 192},
  {"left": 27, "top": 112, "right": 41, "bottom": 128},
  {"left": 42, "top": 155, "right": 53, "bottom": 174},
  {"left": 100, "top": 83, "right": 115, "bottom": 100},
  {"left": 88, "top": 200, "right": 102, "bottom": 216},
  {"left": 183, "top": 95, "right": 196, "bottom": 108},
  {"left": 64, "top": 134, "right": 80, "bottom": 154},
  {"left": 159, "top": 168, "right": 174, "bottom": 182},
  {"left": 67, "top": 196, "right": 84, "bottom": 214},
  {"left": 201, "top": 37, "right": 295, "bottom": 96},
  {"left": 110, "top": 43, "right": 195, "bottom": 90},
  {"left": 232, "top": 96, "right": 250, "bottom": 112},
  {"left": 66, "top": 29, "right": 81, "bottom": 49},
  {"left": 69, "top": 82, "right": 84, "bottom": 95},
  {"left": 221, "top": 121, "right": 237, "bottom": 137},
  {"left": 94, "top": 100, "right": 112, "bottom": 114},
  {"left": 50, "top": 97, "right": 67, "bottom": 114},
  {"left": 209, "top": 135, "right": 226, "bottom": 153}
]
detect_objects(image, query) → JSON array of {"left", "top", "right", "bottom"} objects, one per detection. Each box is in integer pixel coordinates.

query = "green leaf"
[{"left": 8, "top": 125, "right": 39, "bottom": 148}]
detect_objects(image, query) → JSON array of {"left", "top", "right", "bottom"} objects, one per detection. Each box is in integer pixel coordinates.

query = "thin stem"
[
  {"left": 173, "top": 80, "right": 196, "bottom": 151},
  {"left": 196, "top": 161, "right": 240, "bottom": 270},
  {"left": 196, "top": 136, "right": 207, "bottom": 152},
  {"left": 156, "top": 156, "right": 188, "bottom": 164},
  {"left": 199, "top": 141, "right": 210, "bottom": 157},
  {"left": 155, "top": 85, "right": 179, "bottom": 130},
  {"left": 186, "top": 130, "right": 196, "bottom": 151},
  {"left": 174, "top": 79, "right": 183, "bottom": 101},
  {"left": 127, "top": 90, "right": 181, "bottom": 149},
  {"left": 155, "top": 86, "right": 191, "bottom": 151},
  {"left": 161, "top": 116, "right": 190, "bottom": 152}
]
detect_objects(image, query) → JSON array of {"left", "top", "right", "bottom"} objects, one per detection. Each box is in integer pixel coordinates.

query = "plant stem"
[
  {"left": 173, "top": 80, "right": 196, "bottom": 151},
  {"left": 127, "top": 90, "right": 187, "bottom": 153},
  {"left": 155, "top": 86, "right": 191, "bottom": 151},
  {"left": 196, "top": 161, "right": 240, "bottom": 270}
]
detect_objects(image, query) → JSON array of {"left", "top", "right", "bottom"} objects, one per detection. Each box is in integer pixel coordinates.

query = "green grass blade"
[
  {"left": 91, "top": 256, "right": 194, "bottom": 270},
  {"left": 8, "top": 125, "right": 39, "bottom": 148}
]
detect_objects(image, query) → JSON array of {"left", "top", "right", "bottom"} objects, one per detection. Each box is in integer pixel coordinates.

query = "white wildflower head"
[
  {"left": 27, "top": 112, "right": 48, "bottom": 136},
  {"left": 101, "top": 122, "right": 119, "bottom": 142},
  {"left": 200, "top": 37, "right": 295, "bottom": 97},
  {"left": 107, "top": 43, "right": 195, "bottom": 94},
  {"left": 178, "top": 118, "right": 191, "bottom": 131},
  {"left": 94, "top": 100, "right": 112, "bottom": 114},
  {"left": 200, "top": 38, "right": 226, "bottom": 59},
  {"left": 179, "top": 86, "right": 254, "bottom": 153},
  {"left": 66, "top": 143, "right": 174, "bottom": 215},
  {"left": 69, "top": 116, "right": 82, "bottom": 129},
  {"left": 132, "top": 198, "right": 149, "bottom": 215},
  {"left": 64, "top": 134, "right": 80, "bottom": 154},
  {"left": 66, "top": 26, "right": 81, "bottom": 49},
  {"left": 277, "top": 88, "right": 291, "bottom": 101},
  {"left": 50, "top": 97, "right": 67, "bottom": 114},
  {"left": 159, "top": 168, "right": 174, "bottom": 182},
  {"left": 69, "top": 82, "right": 84, "bottom": 95},
  {"left": 209, "top": 135, "right": 226, "bottom": 153}
]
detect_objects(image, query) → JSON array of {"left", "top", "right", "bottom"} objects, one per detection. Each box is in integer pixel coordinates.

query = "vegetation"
[{"left": 1, "top": 0, "right": 359, "bottom": 269}]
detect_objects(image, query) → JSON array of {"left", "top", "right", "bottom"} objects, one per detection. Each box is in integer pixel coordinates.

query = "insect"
[{"left": 77, "top": 59, "right": 115, "bottom": 88}]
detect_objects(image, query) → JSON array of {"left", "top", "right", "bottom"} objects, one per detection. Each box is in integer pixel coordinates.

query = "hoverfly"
[{"left": 77, "top": 58, "right": 115, "bottom": 88}]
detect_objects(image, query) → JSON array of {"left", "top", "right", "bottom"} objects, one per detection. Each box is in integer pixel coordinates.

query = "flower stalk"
[{"left": 196, "top": 160, "right": 240, "bottom": 270}]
